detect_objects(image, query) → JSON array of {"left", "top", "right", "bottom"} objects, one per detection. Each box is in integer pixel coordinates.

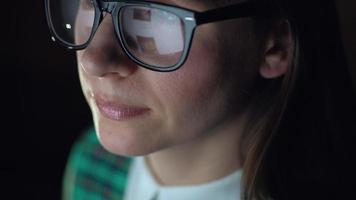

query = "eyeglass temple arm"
[{"left": 194, "top": 1, "right": 281, "bottom": 25}]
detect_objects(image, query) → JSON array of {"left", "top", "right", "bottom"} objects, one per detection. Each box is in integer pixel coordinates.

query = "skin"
[{"left": 77, "top": 0, "right": 292, "bottom": 185}]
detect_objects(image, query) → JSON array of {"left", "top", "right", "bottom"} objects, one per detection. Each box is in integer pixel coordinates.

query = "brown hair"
[
  {"left": 238, "top": 0, "right": 356, "bottom": 199},
  {"left": 240, "top": 17, "right": 298, "bottom": 199}
]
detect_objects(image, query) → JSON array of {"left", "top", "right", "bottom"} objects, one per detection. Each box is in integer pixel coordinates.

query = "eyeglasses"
[{"left": 45, "top": 0, "right": 274, "bottom": 72}]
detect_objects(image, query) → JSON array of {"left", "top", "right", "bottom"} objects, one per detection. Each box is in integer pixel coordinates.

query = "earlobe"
[{"left": 259, "top": 21, "right": 294, "bottom": 79}]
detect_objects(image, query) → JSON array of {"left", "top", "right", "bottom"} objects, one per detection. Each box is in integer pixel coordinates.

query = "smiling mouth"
[{"left": 94, "top": 95, "right": 150, "bottom": 121}]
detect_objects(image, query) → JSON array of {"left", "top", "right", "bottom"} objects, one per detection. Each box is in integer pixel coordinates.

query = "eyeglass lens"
[
  {"left": 48, "top": 0, "right": 95, "bottom": 45},
  {"left": 48, "top": 0, "right": 186, "bottom": 68}
]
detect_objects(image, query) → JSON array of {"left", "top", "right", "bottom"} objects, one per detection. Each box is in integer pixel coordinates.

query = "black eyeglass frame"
[{"left": 45, "top": 0, "right": 279, "bottom": 72}]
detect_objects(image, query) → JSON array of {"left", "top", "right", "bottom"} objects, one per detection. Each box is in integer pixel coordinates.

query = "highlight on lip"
[{"left": 94, "top": 95, "right": 150, "bottom": 121}]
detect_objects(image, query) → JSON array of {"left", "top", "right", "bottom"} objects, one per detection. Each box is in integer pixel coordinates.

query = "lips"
[{"left": 94, "top": 95, "right": 150, "bottom": 121}]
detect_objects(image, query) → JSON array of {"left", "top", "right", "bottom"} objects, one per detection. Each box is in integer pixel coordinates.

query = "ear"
[{"left": 259, "top": 20, "right": 294, "bottom": 79}]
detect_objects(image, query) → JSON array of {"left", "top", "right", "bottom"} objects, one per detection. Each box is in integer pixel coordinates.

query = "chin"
[
  {"left": 98, "top": 130, "right": 156, "bottom": 157},
  {"left": 91, "top": 114, "right": 165, "bottom": 157},
  {"left": 86, "top": 98, "right": 163, "bottom": 156}
]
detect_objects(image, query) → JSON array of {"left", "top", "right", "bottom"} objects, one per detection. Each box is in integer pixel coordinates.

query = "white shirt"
[{"left": 124, "top": 157, "right": 242, "bottom": 200}]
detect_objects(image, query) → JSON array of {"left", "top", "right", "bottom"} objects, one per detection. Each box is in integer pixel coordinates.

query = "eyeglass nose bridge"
[{"left": 98, "top": 1, "right": 117, "bottom": 13}]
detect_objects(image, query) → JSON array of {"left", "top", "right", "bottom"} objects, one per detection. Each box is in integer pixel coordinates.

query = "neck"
[{"left": 145, "top": 115, "right": 246, "bottom": 186}]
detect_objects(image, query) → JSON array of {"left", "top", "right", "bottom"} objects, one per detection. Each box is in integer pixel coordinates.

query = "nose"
[{"left": 78, "top": 14, "right": 138, "bottom": 78}]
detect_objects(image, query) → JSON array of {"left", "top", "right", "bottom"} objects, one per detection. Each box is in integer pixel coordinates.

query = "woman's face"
[{"left": 77, "top": 0, "right": 260, "bottom": 156}]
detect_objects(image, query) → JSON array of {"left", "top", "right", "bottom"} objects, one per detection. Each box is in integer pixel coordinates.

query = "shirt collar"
[{"left": 124, "top": 156, "right": 242, "bottom": 200}]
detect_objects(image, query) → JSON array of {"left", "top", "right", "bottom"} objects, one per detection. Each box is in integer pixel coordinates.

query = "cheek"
[
  {"left": 78, "top": 59, "right": 90, "bottom": 101},
  {"left": 158, "top": 25, "right": 225, "bottom": 107},
  {"left": 147, "top": 24, "right": 258, "bottom": 141},
  {"left": 144, "top": 39, "right": 228, "bottom": 140},
  {"left": 77, "top": 54, "right": 94, "bottom": 106}
]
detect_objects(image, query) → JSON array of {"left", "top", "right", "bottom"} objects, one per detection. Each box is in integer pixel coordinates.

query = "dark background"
[
  {"left": 1, "top": 1, "right": 91, "bottom": 199},
  {"left": 1, "top": 1, "right": 355, "bottom": 200}
]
